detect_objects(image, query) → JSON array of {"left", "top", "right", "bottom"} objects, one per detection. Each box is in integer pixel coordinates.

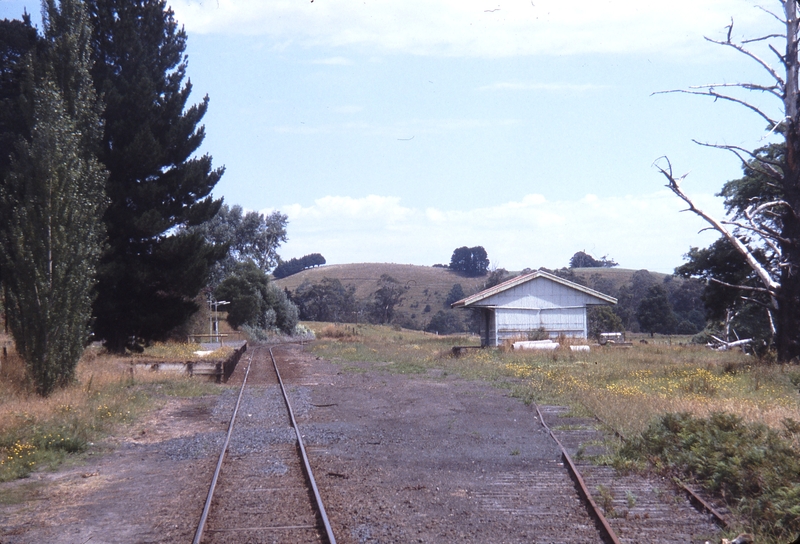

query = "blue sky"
[{"left": 0, "top": 0, "right": 784, "bottom": 272}]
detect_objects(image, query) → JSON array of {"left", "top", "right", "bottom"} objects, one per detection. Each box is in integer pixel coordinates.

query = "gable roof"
[{"left": 451, "top": 269, "right": 617, "bottom": 308}]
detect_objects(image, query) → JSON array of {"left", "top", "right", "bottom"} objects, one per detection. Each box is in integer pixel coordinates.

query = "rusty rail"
[
  {"left": 192, "top": 347, "right": 256, "bottom": 544},
  {"left": 534, "top": 404, "right": 622, "bottom": 544}
]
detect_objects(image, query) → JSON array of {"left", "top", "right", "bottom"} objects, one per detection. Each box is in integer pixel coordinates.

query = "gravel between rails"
[{"left": 200, "top": 348, "right": 326, "bottom": 544}]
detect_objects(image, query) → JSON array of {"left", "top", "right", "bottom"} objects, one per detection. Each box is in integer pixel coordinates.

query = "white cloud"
[
  {"left": 171, "top": 0, "right": 772, "bottom": 58},
  {"left": 277, "top": 191, "right": 725, "bottom": 274}
]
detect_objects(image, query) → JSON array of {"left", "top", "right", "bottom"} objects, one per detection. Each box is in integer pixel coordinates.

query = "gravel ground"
[{"left": 1, "top": 342, "right": 725, "bottom": 543}]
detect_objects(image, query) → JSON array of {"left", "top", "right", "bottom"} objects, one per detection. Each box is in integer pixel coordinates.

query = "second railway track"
[{"left": 194, "top": 344, "right": 335, "bottom": 544}]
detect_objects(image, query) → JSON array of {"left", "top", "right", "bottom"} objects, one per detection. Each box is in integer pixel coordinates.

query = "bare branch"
[
  {"left": 743, "top": 34, "right": 786, "bottom": 43},
  {"left": 653, "top": 157, "right": 780, "bottom": 293},
  {"left": 705, "top": 36, "right": 785, "bottom": 84},
  {"left": 740, "top": 295, "right": 773, "bottom": 311},
  {"left": 722, "top": 220, "right": 787, "bottom": 254},
  {"left": 749, "top": 199, "right": 791, "bottom": 216},
  {"left": 654, "top": 89, "right": 778, "bottom": 126},
  {"left": 769, "top": 43, "right": 787, "bottom": 65},
  {"left": 689, "top": 81, "right": 782, "bottom": 95},
  {"left": 709, "top": 277, "right": 774, "bottom": 295},
  {"left": 690, "top": 140, "right": 784, "bottom": 180},
  {"left": 755, "top": 5, "right": 786, "bottom": 25}
]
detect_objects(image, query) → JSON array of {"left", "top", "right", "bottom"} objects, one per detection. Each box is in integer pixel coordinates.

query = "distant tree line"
[
  {"left": 290, "top": 278, "right": 357, "bottom": 323},
  {"left": 273, "top": 253, "right": 326, "bottom": 279},
  {"left": 550, "top": 267, "right": 706, "bottom": 338}
]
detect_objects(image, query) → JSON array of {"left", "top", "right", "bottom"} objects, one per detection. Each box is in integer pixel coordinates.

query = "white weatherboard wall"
[{"left": 456, "top": 271, "right": 616, "bottom": 347}]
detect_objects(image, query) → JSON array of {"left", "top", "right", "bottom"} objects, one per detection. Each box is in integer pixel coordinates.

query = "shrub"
[{"left": 619, "top": 412, "right": 800, "bottom": 538}]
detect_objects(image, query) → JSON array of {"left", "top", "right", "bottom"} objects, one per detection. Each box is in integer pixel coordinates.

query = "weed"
[
  {"left": 596, "top": 485, "right": 616, "bottom": 516},
  {"left": 553, "top": 424, "right": 588, "bottom": 431},
  {"left": 625, "top": 490, "right": 637, "bottom": 508},
  {"left": 318, "top": 325, "right": 358, "bottom": 340},
  {"left": 510, "top": 448, "right": 520, "bottom": 456},
  {"left": 0, "top": 341, "right": 223, "bottom": 482}
]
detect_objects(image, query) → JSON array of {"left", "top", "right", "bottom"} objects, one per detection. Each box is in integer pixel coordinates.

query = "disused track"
[
  {"left": 193, "top": 344, "right": 336, "bottom": 544},
  {"left": 536, "top": 404, "right": 723, "bottom": 543}
]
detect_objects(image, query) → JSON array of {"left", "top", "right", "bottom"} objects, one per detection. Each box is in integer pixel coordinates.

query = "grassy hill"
[
  {"left": 274, "top": 263, "right": 490, "bottom": 330},
  {"left": 274, "top": 263, "right": 677, "bottom": 332}
]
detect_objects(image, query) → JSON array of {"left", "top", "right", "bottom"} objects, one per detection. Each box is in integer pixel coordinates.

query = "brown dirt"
[
  {"left": 0, "top": 397, "right": 222, "bottom": 544},
  {"left": 0, "top": 343, "right": 722, "bottom": 543}
]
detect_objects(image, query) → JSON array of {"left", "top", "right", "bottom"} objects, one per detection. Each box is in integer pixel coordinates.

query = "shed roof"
[{"left": 450, "top": 269, "right": 617, "bottom": 308}]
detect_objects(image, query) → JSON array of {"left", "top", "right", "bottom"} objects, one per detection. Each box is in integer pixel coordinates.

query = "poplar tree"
[
  {"left": 85, "top": 0, "right": 224, "bottom": 351},
  {"left": 0, "top": 0, "right": 106, "bottom": 396}
]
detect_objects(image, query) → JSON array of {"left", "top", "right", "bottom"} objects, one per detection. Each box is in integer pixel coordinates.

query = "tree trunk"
[
  {"left": 777, "top": 1, "right": 800, "bottom": 362},
  {"left": 776, "top": 179, "right": 800, "bottom": 361}
]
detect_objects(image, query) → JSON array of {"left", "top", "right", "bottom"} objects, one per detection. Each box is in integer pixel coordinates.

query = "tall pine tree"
[
  {"left": 0, "top": 0, "right": 107, "bottom": 396},
  {"left": 85, "top": 0, "right": 224, "bottom": 351}
]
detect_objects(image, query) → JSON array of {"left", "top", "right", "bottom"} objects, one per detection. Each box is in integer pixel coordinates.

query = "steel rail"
[
  {"left": 269, "top": 344, "right": 337, "bottom": 544},
  {"left": 193, "top": 346, "right": 256, "bottom": 544},
  {"left": 676, "top": 480, "right": 729, "bottom": 527},
  {"left": 580, "top": 403, "right": 729, "bottom": 529},
  {"left": 534, "top": 404, "right": 622, "bottom": 544}
]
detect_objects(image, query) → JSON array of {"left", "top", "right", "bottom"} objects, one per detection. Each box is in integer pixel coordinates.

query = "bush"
[
  {"left": 619, "top": 412, "right": 800, "bottom": 539},
  {"left": 215, "top": 262, "right": 299, "bottom": 334},
  {"left": 425, "top": 311, "right": 463, "bottom": 335}
]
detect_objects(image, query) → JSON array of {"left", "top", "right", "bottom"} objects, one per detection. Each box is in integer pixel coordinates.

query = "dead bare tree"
[{"left": 656, "top": 0, "right": 800, "bottom": 361}]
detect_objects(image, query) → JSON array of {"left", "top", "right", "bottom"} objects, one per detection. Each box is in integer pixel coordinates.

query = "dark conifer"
[
  {"left": 85, "top": 0, "right": 224, "bottom": 351},
  {"left": 0, "top": 14, "right": 39, "bottom": 182}
]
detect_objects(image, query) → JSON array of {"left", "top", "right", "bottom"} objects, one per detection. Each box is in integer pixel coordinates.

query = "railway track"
[
  {"left": 535, "top": 403, "right": 724, "bottom": 543},
  {"left": 193, "top": 345, "right": 335, "bottom": 544}
]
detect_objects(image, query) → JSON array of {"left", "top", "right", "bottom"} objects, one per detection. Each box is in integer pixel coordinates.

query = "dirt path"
[{"left": 0, "top": 396, "right": 223, "bottom": 544}]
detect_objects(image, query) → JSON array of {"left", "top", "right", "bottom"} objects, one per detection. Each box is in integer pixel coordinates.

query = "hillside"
[
  {"left": 275, "top": 264, "right": 666, "bottom": 300},
  {"left": 274, "top": 263, "right": 490, "bottom": 330},
  {"left": 568, "top": 267, "right": 671, "bottom": 295},
  {"left": 274, "top": 263, "right": 693, "bottom": 333}
]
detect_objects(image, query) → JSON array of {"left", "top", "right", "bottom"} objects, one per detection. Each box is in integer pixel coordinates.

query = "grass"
[
  {"left": 4, "top": 322, "right": 800, "bottom": 540},
  {"left": 0, "top": 342, "right": 223, "bottom": 483},
  {"left": 306, "top": 323, "right": 800, "bottom": 436},
  {"left": 135, "top": 343, "right": 233, "bottom": 360},
  {"left": 304, "top": 321, "right": 800, "bottom": 542}
]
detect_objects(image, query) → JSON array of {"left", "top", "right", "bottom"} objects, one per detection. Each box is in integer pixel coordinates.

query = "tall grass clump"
[
  {"left": 619, "top": 412, "right": 800, "bottom": 540},
  {"left": 0, "top": 342, "right": 220, "bottom": 482}
]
